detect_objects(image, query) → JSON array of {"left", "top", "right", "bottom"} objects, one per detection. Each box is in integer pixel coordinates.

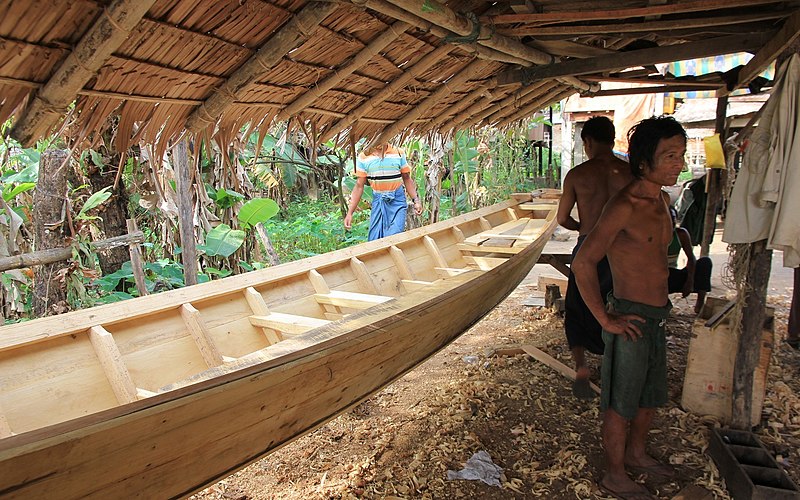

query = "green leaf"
[
  {"left": 237, "top": 198, "right": 279, "bottom": 229},
  {"left": 89, "top": 149, "right": 104, "bottom": 168},
  {"left": 202, "top": 224, "right": 245, "bottom": 257},
  {"left": 2, "top": 182, "right": 35, "bottom": 202},
  {"left": 3, "top": 163, "right": 38, "bottom": 184},
  {"left": 76, "top": 186, "right": 112, "bottom": 220}
]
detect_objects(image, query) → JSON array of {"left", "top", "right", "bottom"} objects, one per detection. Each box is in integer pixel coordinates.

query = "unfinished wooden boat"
[{"left": 0, "top": 192, "right": 558, "bottom": 498}]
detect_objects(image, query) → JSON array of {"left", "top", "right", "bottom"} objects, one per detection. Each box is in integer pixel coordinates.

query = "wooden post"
[
  {"left": 126, "top": 219, "right": 148, "bottom": 296},
  {"left": 731, "top": 240, "right": 772, "bottom": 429},
  {"left": 700, "top": 96, "right": 728, "bottom": 257},
  {"left": 32, "top": 149, "right": 69, "bottom": 317},
  {"left": 173, "top": 140, "right": 198, "bottom": 286}
]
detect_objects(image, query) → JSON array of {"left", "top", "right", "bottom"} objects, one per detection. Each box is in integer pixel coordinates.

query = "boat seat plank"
[
  {"left": 401, "top": 279, "right": 434, "bottom": 292},
  {"left": 314, "top": 290, "right": 392, "bottom": 309},
  {"left": 308, "top": 269, "right": 343, "bottom": 318},
  {"left": 519, "top": 203, "right": 558, "bottom": 211},
  {"left": 435, "top": 267, "right": 471, "bottom": 278},
  {"left": 181, "top": 304, "right": 225, "bottom": 368},
  {"left": 248, "top": 313, "right": 331, "bottom": 335},
  {"left": 461, "top": 255, "right": 509, "bottom": 271},
  {"left": 457, "top": 243, "right": 524, "bottom": 255},
  {"left": 463, "top": 218, "right": 530, "bottom": 245},
  {"left": 243, "top": 288, "right": 282, "bottom": 345},
  {"left": 88, "top": 325, "right": 138, "bottom": 404}
]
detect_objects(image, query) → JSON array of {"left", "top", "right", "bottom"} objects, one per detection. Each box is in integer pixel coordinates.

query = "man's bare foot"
[
  {"left": 624, "top": 453, "right": 675, "bottom": 479},
  {"left": 599, "top": 474, "right": 655, "bottom": 499}
]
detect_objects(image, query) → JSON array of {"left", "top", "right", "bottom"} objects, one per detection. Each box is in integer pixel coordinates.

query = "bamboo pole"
[
  {"left": 185, "top": 1, "right": 337, "bottom": 133},
  {"left": 372, "top": 59, "right": 491, "bottom": 144},
  {"left": 276, "top": 20, "right": 410, "bottom": 122},
  {"left": 460, "top": 81, "right": 552, "bottom": 130},
  {"left": 439, "top": 85, "right": 519, "bottom": 132},
  {"left": 10, "top": 0, "right": 157, "bottom": 146},
  {"left": 420, "top": 81, "right": 495, "bottom": 135},
  {"left": 382, "top": 0, "right": 553, "bottom": 65},
  {"left": 319, "top": 43, "right": 456, "bottom": 143},
  {"left": 484, "top": 81, "right": 558, "bottom": 126}
]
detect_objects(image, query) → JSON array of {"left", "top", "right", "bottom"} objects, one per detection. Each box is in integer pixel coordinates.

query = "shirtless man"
[
  {"left": 557, "top": 116, "right": 633, "bottom": 399},
  {"left": 573, "top": 116, "right": 687, "bottom": 500}
]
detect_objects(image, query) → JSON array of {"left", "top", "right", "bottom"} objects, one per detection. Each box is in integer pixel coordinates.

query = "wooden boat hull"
[{"left": 0, "top": 194, "right": 558, "bottom": 498}]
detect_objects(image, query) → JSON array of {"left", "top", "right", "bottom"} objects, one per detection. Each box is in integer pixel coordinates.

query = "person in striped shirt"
[{"left": 344, "top": 143, "right": 423, "bottom": 241}]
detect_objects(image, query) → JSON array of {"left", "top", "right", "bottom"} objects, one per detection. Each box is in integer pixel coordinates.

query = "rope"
[
  {"left": 444, "top": 12, "right": 482, "bottom": 44},
  {"left": 103, "top": 8, "right": 130, "bottom": 35}
]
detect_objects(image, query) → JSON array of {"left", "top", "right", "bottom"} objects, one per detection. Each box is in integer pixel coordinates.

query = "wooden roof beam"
[
  {"left": 499, "top": 11, "right": 793, "bottom": 37},
  {"left": 589, "top": 85, "right": 719, "bottom": 97},
  {"left": 371, "top": 59, "right": 492, "bottom": 144},
  {"left": 185, "top": 1, "right": 337, "bottom": 134},
  {"left": 497, "top": 32, "right": 774, "bottom": 85},
  {"left": 483, "top": 0, "right": 786, "bottom": 24},
  {"left": 10, "top": 0, "right": 157, "bottom": 147},
  {"left": 276, "top": 20, "right": 410, "bottom": 122},
  {"left": 485, "top": 82, "right": 559, "bottom": 126},
  {"left": 582, "top": 75, "right": 724, "bottom": 87},
  {"left": 717, "top": 9, "right": 800, "bottom": 97},
  {"left": 419, "top": 81, "right": 496, "bottom": 135},
  {"left": 460, "top": 81, "right": 554, "bottom": 130},
  {"left": 319, "top": 43, "right": 456, "bottom": 143}
]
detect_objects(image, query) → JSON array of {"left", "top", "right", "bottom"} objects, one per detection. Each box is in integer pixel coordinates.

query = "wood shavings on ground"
[{"left": 191, "top": 288, "right": 799, "bottom": 500}]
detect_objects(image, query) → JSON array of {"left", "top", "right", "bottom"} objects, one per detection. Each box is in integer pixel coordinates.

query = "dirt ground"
[{"left": 191, "top": 280, "right": 800, "bottom": 500}]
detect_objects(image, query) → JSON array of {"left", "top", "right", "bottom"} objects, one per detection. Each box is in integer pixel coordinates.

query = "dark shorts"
[
  {"left": 600, "top": 295, "right": 672, "bottom": 420},
  {"left": 668, "top": 256, "right": 712, "bottom": 294},
  {"left": 565, "top": 235, "right": 612, "bottom": 355}
]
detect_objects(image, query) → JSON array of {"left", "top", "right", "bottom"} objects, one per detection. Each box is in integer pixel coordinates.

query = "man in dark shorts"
[
  {"left": 557, "top": 116, "right": 633, "bottom": 399},
  {"left": 573, "top": 116, "right": 687, "bottom": 500}
]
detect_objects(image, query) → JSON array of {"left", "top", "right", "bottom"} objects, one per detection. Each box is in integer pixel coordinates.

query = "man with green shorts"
[{"left": 573, "top": 116, "right": 687, "bottom": 500}]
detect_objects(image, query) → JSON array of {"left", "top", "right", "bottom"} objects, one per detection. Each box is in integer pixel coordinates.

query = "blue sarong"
[{"left": 368, "top": 186, "right": 407, "bottom": 241}]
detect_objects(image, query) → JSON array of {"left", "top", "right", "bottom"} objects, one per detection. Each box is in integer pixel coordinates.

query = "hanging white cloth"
[{"left": 723, "top": 53, "right": 800, "bottom": 267}]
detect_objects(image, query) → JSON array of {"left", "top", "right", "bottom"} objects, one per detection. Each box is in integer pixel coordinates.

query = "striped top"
[{"left": 356, "top": 146, "right": 410, "bottom": 192}]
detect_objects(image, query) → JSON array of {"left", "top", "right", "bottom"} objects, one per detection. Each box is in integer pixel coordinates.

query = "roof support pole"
[
  {"left": 185, "top": 1, "right": 337, "bottom": 134},
  {"left": 10, "top": 0, "right": 157, "bottom": 146}
]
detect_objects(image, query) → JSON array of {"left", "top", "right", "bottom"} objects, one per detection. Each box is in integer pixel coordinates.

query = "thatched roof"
[{"left": 1, "top": 0, "right": 799, "bottom": 153}]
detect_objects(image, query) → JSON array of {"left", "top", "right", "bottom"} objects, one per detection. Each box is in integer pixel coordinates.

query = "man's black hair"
[
  {"left": 580, "top": 116, "right": 615, "bottom": 145},
  {"left": 627, "top": 116, "right": 687, "bottom": 179}
]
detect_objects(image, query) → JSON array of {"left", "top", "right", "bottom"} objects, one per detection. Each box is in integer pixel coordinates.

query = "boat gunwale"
[
  {"left": 0, "top": 230, "right": 555, "bottom": 456},
  {"left": 0, "top": 198, "right": 533, "bottom": 352}
]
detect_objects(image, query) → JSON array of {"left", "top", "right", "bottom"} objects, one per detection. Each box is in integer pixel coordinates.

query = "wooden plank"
[
  {"left": 243, "top": 287, "right": 282, "bottom": 344},
  {"left": 461, "top": 255, "right": 508, "bottom": 271},
  {"left": 435, "top": 267, "right": 471, "bottom": 278},
  {"left": 314, "top": 290, "right": 392, "bottom": 309},
  {"left": 248, "top": 313, "right": 331, "bottom": 335},
  {"left": 400, "top": 279, "right": 433, "bottom": 292},
  {"left": 519, "top": 345, "right": 601, "bottom": 395},
  {"left": 464, "top": 218, "right": 530, "bottom": 244},
  {"left": 704, "top": 299, "right": 736, "bottom": 328},
  {"left": 423, "top": 235, "right": 449, "bottom": 268},
  {"left": 88, "top": 325, "right": 139, "bottom": 404},
  {"left": 180, "top": 304, "right": 225, "bottom": 368},
  {"left": 496, "top": 32, "right": 772, "bottom": 84},
  {"left": 389, "top": 245, "right": 415, "bottom": 280},
  {"left": 478, "top": 216, "right": 492, "bottom": 231},
  {"left": 136, "top": 388, "right": 158, "bottom": 399},
  {"left": 308, "top": 269, "right": 341, "bottom": 319},
  {"left": 506, "top": 207, "right": 518, "bottom": 220},
  {"left": 349, "top": 257, "right": 378, "bottom": 294},
  {"left": 538, "top": 254, "right": 572, "bottom": 277},
  {"left": 457, "top": 243, "right": 524, "bottom": 255},
  {"left": 519, "top": 203, "right": 560, "bottom": 211},
  {"left": 537, "top": 276, "right": 568, "bottom": 295}
]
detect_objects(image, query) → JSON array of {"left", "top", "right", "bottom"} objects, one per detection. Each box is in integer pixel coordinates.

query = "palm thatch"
[{"left": 1, "top": 0, "right": 799, "bottom": 152}]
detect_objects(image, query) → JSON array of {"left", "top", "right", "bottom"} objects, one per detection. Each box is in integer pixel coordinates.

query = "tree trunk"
[
  {"left": 32, "top": 149, "right": 69, "bottom": 316},
  {"left": 88, "top": 154, "right": 130, "bottom": 276},
  {"left": 425, "top": 158, "right": 444, "bottom": 224}
]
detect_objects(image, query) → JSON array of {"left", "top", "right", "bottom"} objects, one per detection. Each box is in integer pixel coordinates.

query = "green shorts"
[{"left": 600, "top": 295, "right": 672, "bottom": 420}]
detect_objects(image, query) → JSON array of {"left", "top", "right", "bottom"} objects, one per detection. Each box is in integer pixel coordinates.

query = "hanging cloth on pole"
[{"left": 723, "top": 54, "right": 800, "bottom": 268}]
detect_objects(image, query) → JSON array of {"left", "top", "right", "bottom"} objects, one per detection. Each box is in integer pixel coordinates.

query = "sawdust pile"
[{"left": 192, "top": 288, "right": 799, "bottom": 500}]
